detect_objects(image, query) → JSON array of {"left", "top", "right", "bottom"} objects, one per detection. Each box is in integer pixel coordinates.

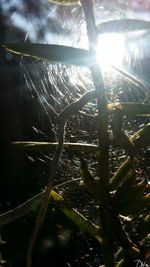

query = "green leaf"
[
  {"left": 109, "top": 158, "right": 133, "bottom": 191},
  {"left": 51, "top": 190, "right": 104, "bottom": 243},
  {"left": 2, "top": 44, "right": 92, "bottom": 67},
  {"left": 131, "top": 122, "right": 150, "bottom": 149},
  {"left": 80, "top": 159, "right": 109, "bottom": 204},
  {"left": 97, "top": 19, "right": 150, "bottom": 34},
  {"left": 58, "top": 206, "right": 103, "bottom": 242},
  {"left": 110, "top": 123, "right": 150, "bottom": 191}
]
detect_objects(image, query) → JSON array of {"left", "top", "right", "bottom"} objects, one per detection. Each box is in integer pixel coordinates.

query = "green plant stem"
[
  {"left": 81, "top": 0, "right": 109, "bottom": 188},
  {"left": 81, "top": 1, "right": 114, "bottom": 267}
]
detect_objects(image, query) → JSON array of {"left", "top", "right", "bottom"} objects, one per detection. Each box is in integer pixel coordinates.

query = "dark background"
[{"left": 0, "top": 1, "right": 150, "bottom": 266}]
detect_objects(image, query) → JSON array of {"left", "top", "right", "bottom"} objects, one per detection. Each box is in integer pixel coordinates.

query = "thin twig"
[
  {"left": 26, "top": 126, "right": 64, "bottom": 267},
  {"left": 0, "top": 192, "right": 44, "bottom": 228},
  {"left": 26, "top": 90, "right": 97, "bottom": 267},
  {"left": 0, "top": 179, "right": 81, "bottom": 228},
  {"left": 112, "top": 65, "right": 148, "bottom": 94},
  {"left": 1, "top": 123, "right": 146, "bottom": 228},
  {"left": 12, "top": 141, "right": 98, "bottom": 154},
  {"left": 58, "top": 90, "right": 96, "bottom": 125},
  {"left": 1, "top": 119, "right": 149, "bottom": 228}
]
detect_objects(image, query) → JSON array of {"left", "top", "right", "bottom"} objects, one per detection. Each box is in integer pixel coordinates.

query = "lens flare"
[{"left": 96, "top": 33, "right": 126, "bottom": 71}]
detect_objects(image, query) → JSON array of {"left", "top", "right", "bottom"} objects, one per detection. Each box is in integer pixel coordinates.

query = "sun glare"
[{"left": 96, "top": 33, "right": 126, "bottom": 71}]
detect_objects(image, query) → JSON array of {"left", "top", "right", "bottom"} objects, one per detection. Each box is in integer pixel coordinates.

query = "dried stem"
[
  {"left": 26, "top": 90, "right": 96, "bottom": 267},
  {"left": 0, "top": 179, "right": 83, "bottom": 228},
  {"left": 26, "top": 125, "right": 64, "bottom": 267},
  {"left": 58, "top": 90, "right": 96, "bottom": 124},
  {"left": 13, "top": 141, "right": 98, "bottom": 154},
  {"left": 0, "top": 192, "right": 44, "bottom": 228},
  {"left": 112, "top": 65, "right": 148, "bottom": 94}
]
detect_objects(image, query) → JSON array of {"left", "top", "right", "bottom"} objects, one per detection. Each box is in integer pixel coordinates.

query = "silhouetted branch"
[{"left": 26, "top": 89, "right": 97, "bottom": 267}]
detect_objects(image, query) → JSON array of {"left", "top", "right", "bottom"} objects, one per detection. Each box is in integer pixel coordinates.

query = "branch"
[
  {"left": 81, "top": 1, "right": 114, "bottom": 266},
  {"left": 12, "top": 142, "right": 98, "bottom": 154},
  {"left": 112, "top": 65, "right": 148, "bottom": 95},
  {"left": 26, "top": 89, "right": 97, "bottom": 267},
  {"left": 0, "top": 192, "right": 43, "bottom": 228},
  {"left": 58, "top": 90, "right": 96, "bottom": 125},
  {"left": 81, "top": 0, "right": 109, "bottom": 188},
  {"left": 0, "top": 189, "right": 103, "bottom": 242},
  {"left": 26, "top": 125, "right": 64, "bottom": 267}
]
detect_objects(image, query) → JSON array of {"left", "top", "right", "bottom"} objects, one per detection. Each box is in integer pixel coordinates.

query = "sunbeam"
[{"left": 96, "top": 33, "right": 126, "bottom": 71}]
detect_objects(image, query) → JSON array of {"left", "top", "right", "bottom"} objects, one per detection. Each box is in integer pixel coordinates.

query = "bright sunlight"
[{"left": 96, "top": 33, "right": 126, "bottom": 71}]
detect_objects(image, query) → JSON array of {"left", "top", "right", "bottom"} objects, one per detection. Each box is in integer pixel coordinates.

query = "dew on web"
[
  {"left": 13, "top": 6, "right": 150, "bottom": 266},
  {"left": 20, "top": 49, "right": 150, "bottom": 174},
  {"left": 1, "top": 2, "right": 150, "bottom": 266}
]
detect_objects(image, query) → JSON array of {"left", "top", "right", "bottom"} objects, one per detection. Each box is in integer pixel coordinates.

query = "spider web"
[{"left": 1, "top": 2, "right": 150, "bottom": 266}]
